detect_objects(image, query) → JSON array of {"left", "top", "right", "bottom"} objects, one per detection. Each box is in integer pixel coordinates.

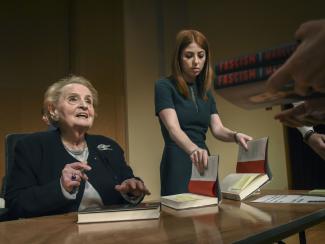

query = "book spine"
[
  {"left": 214, "top": 64, "right": 281, "bottom": 89},
  {"left": 215, "top": 43, "right": 297, "bottom": 75}
]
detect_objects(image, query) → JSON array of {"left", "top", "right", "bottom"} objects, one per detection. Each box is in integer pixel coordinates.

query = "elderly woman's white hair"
[{"left": 43, "top": 75, "right": 98, "bottom": 125}]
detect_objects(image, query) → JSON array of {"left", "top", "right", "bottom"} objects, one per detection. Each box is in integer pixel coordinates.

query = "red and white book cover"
[
  {"left": 188, "top": 155, "right": 221, "bottom": 199},
  {"left": 236, "top": 137, "right": 272, "bottom": 179}
]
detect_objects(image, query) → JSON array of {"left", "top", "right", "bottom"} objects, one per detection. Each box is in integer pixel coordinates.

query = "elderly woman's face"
[{"left": 55, "top": 83, "right": 95, "bottom": 130}]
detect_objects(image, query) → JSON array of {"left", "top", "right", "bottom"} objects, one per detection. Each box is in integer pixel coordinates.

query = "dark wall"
[{"left": 0, "top": 0, "right": 126, "bottom": 188}]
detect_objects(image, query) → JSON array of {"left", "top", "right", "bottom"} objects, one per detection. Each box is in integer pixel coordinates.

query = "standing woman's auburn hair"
[{"left": 171, "top": 29, "right": 213, "bottom": 100}]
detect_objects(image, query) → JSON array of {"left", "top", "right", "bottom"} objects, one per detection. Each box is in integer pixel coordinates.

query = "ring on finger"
[{"left": 71, "top": 173, "right": 77, "bottom": 181}]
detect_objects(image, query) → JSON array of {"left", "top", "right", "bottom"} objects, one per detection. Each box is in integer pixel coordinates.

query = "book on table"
[
  {"left": 161, "top": 204, "right": 218, "bottom": 218},
  {"left": 214, "top": 42, "right": 324, "bottom": 110},
  {"left": 221, "top": 137, "right": 272, "bottom": 201},
  {"left": 306, "top": 189, "right": 325, "bottom": 197},
  {"left": 77, "top": 202, "right": 160, "bottom": 224},
  {"left": 161, "top": 155, "right": 220, "bottom": 210},
  {"left": 78, "top": 218, "right": 160, "bottom": 234}
]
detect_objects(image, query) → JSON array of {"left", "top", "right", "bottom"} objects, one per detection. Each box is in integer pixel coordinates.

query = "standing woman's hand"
[
  {"left": 189, "top": 147, "right": 208, "bottom": 174},
  {"left": 235, "top": 133, "right": 253, "bottom": 150}
]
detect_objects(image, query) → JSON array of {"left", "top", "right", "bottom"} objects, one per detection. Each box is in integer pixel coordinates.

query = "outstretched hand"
[
  {"left": 274, "top": 98, "right": 325, "bottom": 126},
  {"left": 115, "top": 178, "right": 151, "bottom": 197},
  {"left": 267, "top": 19, "right": 325, "bottom": 95}
]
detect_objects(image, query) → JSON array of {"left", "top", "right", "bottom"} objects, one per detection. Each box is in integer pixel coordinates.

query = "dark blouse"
[{"left": 155, "top": 78, "right": 218, "bottom": 145}]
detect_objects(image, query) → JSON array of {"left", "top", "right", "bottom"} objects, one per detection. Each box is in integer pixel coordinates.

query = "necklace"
[
  {"left": 64, "top": 144, "right": 86, "bottom": 155},
  {"left": 62, "top": 140, "right": 87, "bottom": 155}
]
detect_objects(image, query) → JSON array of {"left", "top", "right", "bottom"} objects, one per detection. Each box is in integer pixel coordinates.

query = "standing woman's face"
[{"left": 180, "top": 41, "right": 206, "bottom": 83}]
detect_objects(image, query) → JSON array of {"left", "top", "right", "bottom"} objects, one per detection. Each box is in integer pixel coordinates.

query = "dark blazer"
[{"left": 5, "top": 129, "right": 136, "bottom": 219}]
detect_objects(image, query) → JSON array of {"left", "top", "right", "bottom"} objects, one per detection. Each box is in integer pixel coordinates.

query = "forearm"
[
  {"left": 168, "top": 127, "right": 199, "bottom": 154},
  {"left": 159, "top": 109, "right": 203, "bottom": 155},
  {"left": 211, "top": 125, "right": 236, "bottom": 142},
  {"left": 6, "top": 179, "right": 70, "bottom": 218}
]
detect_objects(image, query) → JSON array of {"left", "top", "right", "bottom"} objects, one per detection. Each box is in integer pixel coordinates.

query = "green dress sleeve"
[
  {"left": 207, "top": 90, "right": 218, "bottom": 115},
  {"left": 155, "top": 79, "right": 175, "bottom": 115}
]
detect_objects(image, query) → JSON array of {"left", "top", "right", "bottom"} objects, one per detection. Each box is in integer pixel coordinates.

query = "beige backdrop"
[{"left": 124, "top": 0, "right": 325, "bottom": 201}]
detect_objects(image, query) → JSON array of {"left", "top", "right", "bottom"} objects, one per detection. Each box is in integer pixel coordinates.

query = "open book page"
[
  {"left": 251, "top": 195, "right": 325, "bottom": 203},
  {"left": 238, "top": 138, "right": 267, "bottom": 163},
  {"left": 221, "top": 173, "right": 261, "bottom": 193},
  {"left": 221, "top": 138, "right": 271, "bottom": 201},
  {"left": 231, "top": 174, "right": 261, "bottom": 190}
]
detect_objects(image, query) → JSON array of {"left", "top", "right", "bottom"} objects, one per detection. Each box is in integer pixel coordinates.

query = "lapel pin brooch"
[{"left": 97, "top": 144, "right": 113, "bottom": 151}]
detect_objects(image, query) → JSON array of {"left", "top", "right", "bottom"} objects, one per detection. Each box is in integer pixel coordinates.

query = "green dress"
[{"left": 155, "top": 78, "right": 218, "bottom": 196}]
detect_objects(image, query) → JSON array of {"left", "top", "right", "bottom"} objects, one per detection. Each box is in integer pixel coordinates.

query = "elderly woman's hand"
[
  {"left": 61, "top": 162, "right": 92, "bottom": 193},
  {"left": 115, "top": 178, "right": 151, "bottom": 197}
]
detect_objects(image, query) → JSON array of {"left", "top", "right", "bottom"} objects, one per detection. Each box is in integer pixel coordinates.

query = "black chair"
[{"left": 0, "top": 133, "right": 29, "bottom": 221}]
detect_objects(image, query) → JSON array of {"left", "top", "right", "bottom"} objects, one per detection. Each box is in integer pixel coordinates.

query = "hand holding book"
[
  {"left": 189, "top": 147, "right": 208, "bottom": 175},
  {"left": 267, "top": 19, "right": 325, "bottom": 96},
  {"left": 266, "top": 19, "right": 325, "bottom": 126},
  {"left": 214, "top": 35, "right": 324, "bottom": 110},
  {"left": 234, "top": 132, "right": 253, "bottom": 151}
]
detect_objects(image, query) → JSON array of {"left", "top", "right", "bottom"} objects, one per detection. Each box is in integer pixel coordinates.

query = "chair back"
[{"left": 2, "top": 133, "right": 29, "bottom": 196}]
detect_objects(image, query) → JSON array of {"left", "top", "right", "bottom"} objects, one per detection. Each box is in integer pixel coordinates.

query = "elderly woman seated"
[{"left": 5, "top": 75, "right": 150, "bottom": 219}]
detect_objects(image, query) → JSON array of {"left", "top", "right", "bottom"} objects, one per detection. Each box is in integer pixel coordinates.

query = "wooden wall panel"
[
  {"left": 71, "top": 1, "right": 126, "bottom": 150},
  {"left": 0, "top": 0, "right": 126, "bottom": 189}
]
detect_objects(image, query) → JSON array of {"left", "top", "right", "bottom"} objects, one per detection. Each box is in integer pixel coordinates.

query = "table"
[{"left": 0, "top": 190, "right": 324, "bottom": 243}]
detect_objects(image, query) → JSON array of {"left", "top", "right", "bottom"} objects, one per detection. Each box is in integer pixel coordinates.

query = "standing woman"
[{"left": 155, "top": 30, "right": 252, "bottom": 196}]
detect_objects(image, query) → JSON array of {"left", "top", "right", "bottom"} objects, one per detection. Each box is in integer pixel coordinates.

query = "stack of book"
[
  {"left": 77, "top": 202, "right": 160, "bottom": 224},
  {"left": 213, "top": 43, "right": 322, "bottom": 109}
]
